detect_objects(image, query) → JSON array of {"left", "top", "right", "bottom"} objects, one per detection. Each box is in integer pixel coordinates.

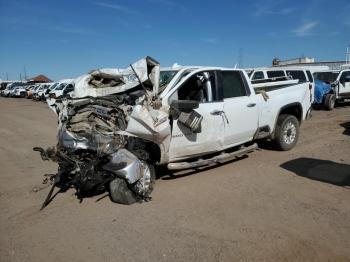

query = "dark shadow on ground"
[
  {"left": 256, "top": 140, "right": 276, "bottom": 151},
  {"left": 340, "top": 122, "right": 350, "bottom": 136},
  {"left": 335, "top": 100, "right": 350, "bottom": 109},
  {"left": 156, "top": 155, "right": 248, "bottom": 180},
  {"left": 281, "top": 158, "right": 350, "bottom": 187}
]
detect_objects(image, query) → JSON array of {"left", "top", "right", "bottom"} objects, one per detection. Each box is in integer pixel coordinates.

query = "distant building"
[
  {"left": 28, "top": 74, "right": 52, "bottom": 83},
  {"left": 272, "top": 57, "right": 347, "bottom": 70}
]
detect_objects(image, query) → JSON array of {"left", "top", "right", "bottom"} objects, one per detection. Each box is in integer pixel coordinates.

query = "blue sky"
[{"left": 0, "top": 0, "right": 349, "bottom": 81}]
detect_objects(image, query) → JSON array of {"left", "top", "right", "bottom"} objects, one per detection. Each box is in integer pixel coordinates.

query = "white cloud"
[
  {"left": 148, "top": 0, "right": 175, "bottom": 7},
  {"left": 202, "top": 38, "right": 218, "bottom": 44},
  {"left": 53, "top": 26, "right": 92, "bottom": 35},
  {"left": 92, "top": 1, "right": 135, "bottom": 14},
  {"left": 147, "top": 0, "right": 187, "bottom": 12},
  {"left": 292, "top": 21, "right": 318, "bottom": 36},
  {"left": 253, "top": 1, "right": 295, "bottom": 16}
]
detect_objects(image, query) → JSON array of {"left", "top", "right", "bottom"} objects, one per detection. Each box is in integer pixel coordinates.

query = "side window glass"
[
  {"left": 340, "top": 71, "right": 350, "bottom": 82},
  {"left": 286, "top": 70, "right": 307, "bottom": 82},
  {"left": 306, "top": 70, "right": 314, "bottom": 83},
  {"left": 267, "top": 71, "right": 285, "bottom": 78},
  {"left": 177, "top": 71, "right": 217, "bottom": 103},
  {"left": 252, "top": 71, "right": 264, "bottom": 80},
  {"left": 222, "top": 71, "right": 247, "bottom": 99}
]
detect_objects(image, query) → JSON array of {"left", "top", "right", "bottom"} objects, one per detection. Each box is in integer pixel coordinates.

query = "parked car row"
[{"left": 0, "top": 79, "right": 75, "bottom": 102}]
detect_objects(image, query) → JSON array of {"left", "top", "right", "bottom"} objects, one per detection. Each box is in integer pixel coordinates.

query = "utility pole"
[
  {"left": 24, "top": 66, "right": 27, "bottom": 80},
  {"left": 238, "top": 48, "right": 243, "bottom": 68},
  {"left": 6, "top": 72, "right": 8, "bottom": 81}
]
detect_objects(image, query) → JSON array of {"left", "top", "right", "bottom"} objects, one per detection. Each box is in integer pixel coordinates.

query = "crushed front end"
[{"left": 35, "top": 57, "right": 169, "bottom": 208}]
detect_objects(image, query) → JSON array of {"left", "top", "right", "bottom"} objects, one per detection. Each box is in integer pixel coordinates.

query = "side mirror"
[
  {"left": 170, "top": 100, "right": 202, "bottom": 133},
  {"left": 170, "top": 100, "right": 199, "bottom": 112}
]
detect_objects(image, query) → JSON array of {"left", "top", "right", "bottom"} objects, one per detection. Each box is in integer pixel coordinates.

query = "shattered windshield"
[{"left": 160, "top": 70, "right": 178, "bottom": 87}]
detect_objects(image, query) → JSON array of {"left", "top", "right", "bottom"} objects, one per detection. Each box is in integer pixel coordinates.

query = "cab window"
[
  {"left": 286, "top": 70, "right": 307, "bottom": 82},
  {"left": 252, "top": 71, "right": 264, "bottom": 80},
  {"left": 267, "top": 71, "right": 285, "bottom": 78}
]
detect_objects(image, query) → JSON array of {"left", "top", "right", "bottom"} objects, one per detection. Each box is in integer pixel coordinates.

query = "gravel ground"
[{"left": 0, "top": 97, "right": 349, "bottom": 262}]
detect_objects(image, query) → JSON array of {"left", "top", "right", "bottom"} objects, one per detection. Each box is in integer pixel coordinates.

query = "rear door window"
[
  {"left": 222, "top": 71, "right": 248, "bottom": 99},
  {"left": 306, "top": 70, "right": 314, "bottom": 83},
  {"left": 286, "top": 70, "right": 307, "bottom": 82},
  {"left": 267, "top": 71, "right": 285, "bottom": 78}
]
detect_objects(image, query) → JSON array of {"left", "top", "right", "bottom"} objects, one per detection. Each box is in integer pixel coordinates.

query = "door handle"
[
  {"left": 247, "top": 103, "right": 256, "bottom": 107},
  {"left": 210, "top": 109, "right": 224, "bottom": 115}
]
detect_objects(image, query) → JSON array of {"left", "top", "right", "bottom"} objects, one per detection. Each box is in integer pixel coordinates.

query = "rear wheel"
[
  {"left": 274, "top": 114, "right": 299, "bottom": 151},
  {"left": 324, "top": 93, "right": 335, "bottom": 110}
]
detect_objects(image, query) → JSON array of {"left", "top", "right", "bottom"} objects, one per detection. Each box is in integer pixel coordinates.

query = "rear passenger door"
[{"left": 221, "top": 70, "right": 258, "bottom": 147}]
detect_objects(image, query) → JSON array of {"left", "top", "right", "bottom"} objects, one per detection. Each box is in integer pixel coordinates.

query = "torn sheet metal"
[{"left": 73, "top": 56, "right": 160, "bottom": 98}]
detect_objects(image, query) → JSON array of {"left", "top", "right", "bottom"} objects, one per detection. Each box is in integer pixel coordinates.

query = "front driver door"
[{"left": 168, "top": 70, "right": 225, "bottom": 161}]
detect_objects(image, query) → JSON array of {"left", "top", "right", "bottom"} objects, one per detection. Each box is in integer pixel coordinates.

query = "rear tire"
[
  {"left": 274, "top": 114, "right": 299, "bottom": 151},
  {"left": 324, "top": 93, "right": 335, "bottom": 111}
]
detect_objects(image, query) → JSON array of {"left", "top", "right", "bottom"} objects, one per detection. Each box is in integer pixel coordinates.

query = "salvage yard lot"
[{"left": 0, "top": 97, "right": 349, "bottom": 261}]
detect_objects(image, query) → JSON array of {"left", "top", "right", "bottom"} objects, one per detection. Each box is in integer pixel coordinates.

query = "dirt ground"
[{"left": 0, "top": 97, "right": 349, "bottom": 262}]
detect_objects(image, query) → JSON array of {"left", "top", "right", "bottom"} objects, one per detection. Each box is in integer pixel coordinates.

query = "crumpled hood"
[{"left": 72, "top": 56, "right": 160, "bottom": 98}]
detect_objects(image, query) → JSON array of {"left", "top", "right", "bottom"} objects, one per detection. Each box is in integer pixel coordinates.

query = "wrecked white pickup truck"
[{"left": 34, "top": 56, "right": 312, "bottom": 207}]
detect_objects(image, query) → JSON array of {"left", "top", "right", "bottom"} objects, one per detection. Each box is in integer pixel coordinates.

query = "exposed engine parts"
[{"left": 34, "top": 57, "right": 162, "bottom": 209}]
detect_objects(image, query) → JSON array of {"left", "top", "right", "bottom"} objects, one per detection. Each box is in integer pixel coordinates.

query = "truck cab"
[{"left": 337, "top": 69, "right": 350, "bottom": 99}]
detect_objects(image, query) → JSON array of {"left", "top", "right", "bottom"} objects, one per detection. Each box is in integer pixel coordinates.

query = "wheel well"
[
  {"left": 145, "top": 142, "right": 161, "bottom": 164},
  {"left": 126, "top": 137, "right": 161, "bottom": 165},
  {"left": 279, "top": 104, "right": 302, "bottom": 122}
]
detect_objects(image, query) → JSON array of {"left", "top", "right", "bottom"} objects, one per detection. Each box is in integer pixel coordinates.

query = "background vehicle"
[
  {"left": 2, "top": 83, "right": 19, "bottom": 97},
  {"left": 48, "top": 79, "right": 74, "bottom": 99},
  {"left": 36, "top": 83, "right": 55, "bottom": 101},
  {"left": 43, "top": 82, "right": 59, "bottom": 99},
  {"left": 33, "top": 83, "right": 51, "bottom": 100},
  {"left": 11, "top": 85, "right": 28, "bottom": 98},
  {"left": 313, "top": 69, "right": 350, "bottom": 110},
  {"left": 26, "top": 84, "right": 40, "bottom": 98}
]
